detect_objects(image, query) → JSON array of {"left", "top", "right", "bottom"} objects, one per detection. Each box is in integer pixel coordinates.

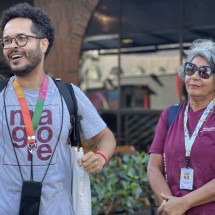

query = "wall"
[
  {"left": 0, "top": 0, "right": 100, "bottom": 83},
  {"left": 34, "top": 0, "right": 100, "bottom": 84}
]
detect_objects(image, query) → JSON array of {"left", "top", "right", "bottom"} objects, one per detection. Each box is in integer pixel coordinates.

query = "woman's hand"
[
  {"left": 157, "top": 199, "right": 167, "bottom": 215},
  {"left": 157, "top": 193, "right": 189, "bottom": 215}
]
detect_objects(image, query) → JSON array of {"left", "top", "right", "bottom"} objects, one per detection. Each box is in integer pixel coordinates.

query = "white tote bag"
[{"left": 70, "top": 146, "right": 92, "bottom": 215}]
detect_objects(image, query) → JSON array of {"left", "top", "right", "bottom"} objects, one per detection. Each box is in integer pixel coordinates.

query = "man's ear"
[{"left": 40, "top": 38, "right": 49, "bottom": 54}]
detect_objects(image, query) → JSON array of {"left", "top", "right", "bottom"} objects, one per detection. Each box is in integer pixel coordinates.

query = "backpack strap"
[
  {"left": 65, "top": 82, "right": 82, "bottom": 147},
  {"left": 53, "top": 79, "right": 82, "bottom": 147},
  {"left": 167, "top": 103, "right": 182, "bottom": 128},
  {"left": 0, "top": 78, "right": 10, "bottom": 92}
]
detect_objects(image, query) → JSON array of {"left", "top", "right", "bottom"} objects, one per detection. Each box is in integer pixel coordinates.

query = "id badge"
[{"left": 180, "top": 167, "right": 194, "bottom": 190}]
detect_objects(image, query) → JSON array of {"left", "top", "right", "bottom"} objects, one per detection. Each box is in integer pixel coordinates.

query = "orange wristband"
[{"left": 95, "top": 151, "right": 108, "bottom": 166}]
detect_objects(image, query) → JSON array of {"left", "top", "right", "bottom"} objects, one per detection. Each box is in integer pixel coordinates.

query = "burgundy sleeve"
[{"left": 148, "top": 108, "right": 168, "bottom": 154}]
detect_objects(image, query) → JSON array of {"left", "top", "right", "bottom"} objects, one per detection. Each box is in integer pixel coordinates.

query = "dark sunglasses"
[{"left": 184, "top": 62, "right": 215, "bottom": 79}]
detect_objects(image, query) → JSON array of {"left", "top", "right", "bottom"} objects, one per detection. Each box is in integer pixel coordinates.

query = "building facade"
[{"left": 0, "top": 0, "right": 100, "bottom": 83}]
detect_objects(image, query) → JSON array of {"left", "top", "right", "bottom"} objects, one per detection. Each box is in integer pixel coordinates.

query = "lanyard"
[
  {"left": 4, "top": 77, "right": 63, "bottom": 182},
  {"left": 13, "top": 76, "right": 48, "bottom": 154},
  {"left": 184, "top": 99, "right": 215, "bottom": 167}
]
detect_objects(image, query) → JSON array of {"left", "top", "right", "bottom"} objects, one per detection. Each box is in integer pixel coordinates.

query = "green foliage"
[{"left": 90, "top": 152, "right": 155, "bottom": 215}]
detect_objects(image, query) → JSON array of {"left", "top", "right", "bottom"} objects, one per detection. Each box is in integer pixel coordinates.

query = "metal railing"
[{"left": 100, "top": 109, "right": 161, "bottom": 151}]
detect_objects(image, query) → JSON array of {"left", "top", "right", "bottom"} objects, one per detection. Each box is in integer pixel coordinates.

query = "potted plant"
[{"left": 91, "top": 151, "right": 156, "bottom": 215}]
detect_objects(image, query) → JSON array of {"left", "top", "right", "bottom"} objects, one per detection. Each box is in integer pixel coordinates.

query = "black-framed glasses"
[
  {"left": 0, "top": 34, "right": 43, "bottom": 49},
  {"left": 184, "top": 62, "right": 215, "bottom": 79}
]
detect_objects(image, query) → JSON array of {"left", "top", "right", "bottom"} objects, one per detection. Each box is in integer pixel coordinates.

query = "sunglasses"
[{"left": 184, "top": 62, "right": 215, "bottom": 79}]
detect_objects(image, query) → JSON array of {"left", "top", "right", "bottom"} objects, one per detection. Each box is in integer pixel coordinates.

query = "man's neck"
[{"left": 15, "top": 72, "right": 46, "bottom": 89}]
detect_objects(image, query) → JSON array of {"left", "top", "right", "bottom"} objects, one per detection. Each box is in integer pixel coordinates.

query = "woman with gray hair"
[{"left": 147, "top": 39, "right": 215, "bottom": 215}]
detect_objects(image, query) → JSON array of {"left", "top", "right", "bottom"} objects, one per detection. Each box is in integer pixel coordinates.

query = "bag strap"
[
  {"left": 0, "top": 78, "right": 10, "bottom": 92},
  {"left": 53, "top": 79, "right": 82, "bottom": 147},
  {"left": 65, "top": 82, "right": 82, "bottom": 147},
  {"left": 167, "top": 103, "right": 182, "bottom": 128}
]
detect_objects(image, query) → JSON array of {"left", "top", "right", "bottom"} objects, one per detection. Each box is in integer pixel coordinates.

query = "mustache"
[{"left": 8, "top": 49, "right": 24, "bottom": 58}]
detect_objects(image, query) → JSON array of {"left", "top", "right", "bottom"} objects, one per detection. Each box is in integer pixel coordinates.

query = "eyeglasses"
[
  {"left": 184, "top": 62, "right": 215, "bottom": 79},
  {"left": 0, "top": 34, "right": 42, "bottom": 49}
]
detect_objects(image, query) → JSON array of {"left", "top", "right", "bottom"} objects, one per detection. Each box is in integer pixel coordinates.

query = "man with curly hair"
[{"left": 0, "top": 2, "right": 116, "bottom": 215}]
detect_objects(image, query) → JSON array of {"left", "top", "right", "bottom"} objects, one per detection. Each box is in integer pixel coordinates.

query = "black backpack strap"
[
  {"left": 0, "top": 78, "right": 10, "bottom": 92},
  {"left": 167, "top": 103, "right": 182, "bottom": 128},
  {"left": 53, "top": 78, "right": 81, "bottom": 147},
  {"left": 65, "top": 83, "right": 82, "bottom": 147}
]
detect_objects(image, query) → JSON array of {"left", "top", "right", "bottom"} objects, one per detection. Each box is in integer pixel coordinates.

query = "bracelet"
[{"left": 95, "top": 151, "right": 108, "bottom": 166}]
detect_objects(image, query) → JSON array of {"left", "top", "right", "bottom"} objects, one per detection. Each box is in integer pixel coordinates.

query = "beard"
[{"left": 6, "top": 46, "right": 42, "bottom": 77}]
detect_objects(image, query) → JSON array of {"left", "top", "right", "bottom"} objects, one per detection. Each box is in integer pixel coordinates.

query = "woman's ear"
[{"left": 40, "top": 38, "right": 49, "bottom": 54}]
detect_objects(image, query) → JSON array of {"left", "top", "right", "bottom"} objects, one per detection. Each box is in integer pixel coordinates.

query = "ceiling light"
[{"left": 121, "top": 38, "right": 133, "bottom": 44}]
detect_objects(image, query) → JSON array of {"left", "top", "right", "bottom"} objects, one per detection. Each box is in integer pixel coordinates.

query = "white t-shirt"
[{"left": 0, "top": 76, "right": 106, "bottom": 215}]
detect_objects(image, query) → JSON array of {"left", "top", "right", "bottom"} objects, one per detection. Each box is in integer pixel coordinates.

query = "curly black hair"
[{"left": 0, "top": 2, "right": 55, "bottom": 57}]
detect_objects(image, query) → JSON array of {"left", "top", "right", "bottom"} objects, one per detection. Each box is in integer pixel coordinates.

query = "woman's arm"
[
  {"left": 147, "top": 153, "right": 172, "bottom": 205},
  {"left": 183, "top": 178, "right": 215, "bottom": 207},
  {"left": 159, "top": 178, "right": 215, "bottom": 215}
]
